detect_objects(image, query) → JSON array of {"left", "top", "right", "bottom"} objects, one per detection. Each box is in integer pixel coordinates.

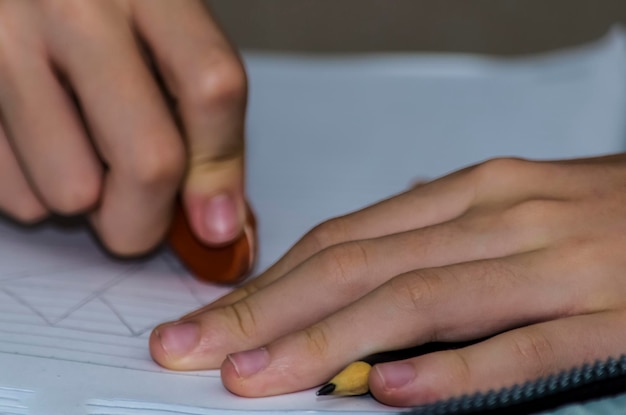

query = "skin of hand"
[
  {"left": 0, "top": 0, "right": 249, "bottom": 255},
  {"left": 151, "top": 154, "right": 626, "bottom": 407}
]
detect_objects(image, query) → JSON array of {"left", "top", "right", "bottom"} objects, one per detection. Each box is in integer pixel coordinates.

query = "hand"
[
  {"left": 0, "top": 0, "right": 248, "bottom": 255},
  {"left": 150, "top": 154, "right": 626, "bottom": 406}
]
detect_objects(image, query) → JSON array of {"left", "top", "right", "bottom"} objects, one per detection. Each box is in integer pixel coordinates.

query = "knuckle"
[
  {"left": 476, "top": 157, "right": 527, "bottom": 176},
  {"left": 470, "top": 157, "right": 529, "bottom": 194},
  {"left": 388, "top": 270, "right": 442, "bottom": 315},
  {"left": 509, "top": 329, "right": 556, "bottom": 379},
  {"left": 44, "top": 172, "right": 102, "bottom": 215},
  {"left": 124, "top": 142, "right": 185, "bottom": 189},
  {"left": 302, "top": 323, "right": 331, "bottom": 359},
  {"left": 182, "top": 58, "right": 247, "bottom": 111},
  {"left": 305, "top": 217, "right": 349, "bottom": 253},
  {"left": 223, "top": 300, "right": 258, "bottom": 340},
  {"left": 317, "top": 241, "right": 368, "bottom": 290},
  {"left": 239, "top": 282, "right": 260, "bottom": 299}
]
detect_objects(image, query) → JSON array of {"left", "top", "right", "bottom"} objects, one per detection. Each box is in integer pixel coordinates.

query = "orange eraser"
[{"left": 167, "top": 201, "right": 256, "bottom": 285}]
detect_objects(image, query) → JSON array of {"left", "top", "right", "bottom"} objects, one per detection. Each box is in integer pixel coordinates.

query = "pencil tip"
[{"left": 316, "top": 383, "right": 336, "bottom": 396}]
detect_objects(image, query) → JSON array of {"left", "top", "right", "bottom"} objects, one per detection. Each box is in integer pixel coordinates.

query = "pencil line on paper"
[
  {"left": 86, "top": 398, "right": 220, "bottom": 415},
  {"left": 99, "top": 296, "right": 137, "bottom": 336},
  {"left": 0, "top": 349, "right": 217, "bottom": 377},
  {"left": 175, "top": 271, "right": 206, "bottom": 308},
  {"left": 0, "top": 337, "right": 153, "bottom": 361},
  {"left": 162, "top": 251, "right": 208, "bottom": 307},
  {"left": 0, "top": 326, "right": 145, "bottom": 349},
  {"left": 51, "top": 266, "right": 139, "bottom": 325},
  {"left": 2, "top": 288, "right": 53, "bottom": 325},
  {"left": 0, "top": 262, "right": 105, "bottom": 282}
]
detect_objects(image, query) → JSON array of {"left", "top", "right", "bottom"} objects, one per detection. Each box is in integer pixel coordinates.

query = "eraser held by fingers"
[{"left": 167, "top": 201, "right": 256, "bottom": 285}]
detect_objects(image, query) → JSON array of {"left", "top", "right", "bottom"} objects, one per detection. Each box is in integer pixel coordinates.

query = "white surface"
[
  {"left": 1, "top": 28, "right": 626, "bottom": 415},
  {"left": 245, "top": 28, "right": 626, "bottom": 272}
]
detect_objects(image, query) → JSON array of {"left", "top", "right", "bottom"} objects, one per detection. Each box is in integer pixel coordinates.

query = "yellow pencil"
[
  {"left": 316, "top": 361, "right": 372, "bottom": 396},
  {"left": 316, "top": 339, "right": 485, "bottom": 397}
]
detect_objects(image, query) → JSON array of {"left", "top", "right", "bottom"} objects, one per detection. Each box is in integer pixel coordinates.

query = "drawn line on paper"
[
  {"left": 175, "top": 270, "right": 206, "bottom": 307},
  {"left": 0, "top": 263, "right": 171, "bottom": 337},
  {"left": 86, "top": 399, "right": 232, "bottom": 415},
  {"left": 99, "top": 296, "right": 137, "bottom": 336},
  {"left": 161, "top": 252, "right": 208, "bottom": 306},
  {"left": 84, "top": 398, "right": 387, "bottom": 415},
  {"left": 0, "top": 349, "right": 216, "bottom": 377},
  {"left": 0, "top": 326, "right": 145, "bottom": 349},
  {"left": 0, "top": 262, "right": 107, "bottom": 282},
  {"left": 2, "top": 287, "right": 53, "bottom": 325},
  {"left": 0, "top": 337, "right": 154, "bottom": 361},
  {"left": 0, "top": 244, "right": 220, "bottom": 372},
  {"left": 49, "top": 266, "right": 141, "bottom": 326}
]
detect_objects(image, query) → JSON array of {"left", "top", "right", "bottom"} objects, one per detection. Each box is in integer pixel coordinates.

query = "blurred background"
[
  {"left": 198, "top": 1, "right": 626, "bottom": 274},
  {"left": 201, "top": 0, "right": 626, "bottom": 272},
  {"left": 206, "top": 0, "right": 626, "bottom": 54}
]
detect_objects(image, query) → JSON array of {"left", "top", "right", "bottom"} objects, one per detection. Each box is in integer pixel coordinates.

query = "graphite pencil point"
[{"left": 316, "top": 383, "right": 336, "bottom": 396}]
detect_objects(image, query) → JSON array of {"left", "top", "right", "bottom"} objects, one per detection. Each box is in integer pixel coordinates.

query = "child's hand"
[
  {"left": 151, "top": 154, "right": 626, "bottom": 406},
  {"left": 0, "top": 0, "right": 248, "bottom": 255}
]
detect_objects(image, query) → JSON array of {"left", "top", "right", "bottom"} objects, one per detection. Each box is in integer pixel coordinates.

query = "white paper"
[{"left": 1, "top": 28, "right": 626, "bottom": 415}]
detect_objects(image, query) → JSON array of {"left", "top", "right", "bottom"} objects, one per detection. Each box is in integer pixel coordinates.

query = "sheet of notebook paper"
[{"left": 2, "top": 28, "right": 626, "bottom": 415}]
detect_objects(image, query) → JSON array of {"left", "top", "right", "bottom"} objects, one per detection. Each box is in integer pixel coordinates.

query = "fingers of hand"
[
  {"left": 214, "top": 258, "right": 514, "bottom": 396},
  {"left": 0, "top": 1, "right": 192, "bottom": 254},
  {"left": 151, "top": 158, "right": 595, "bottom": 373},
  {"left": 184, "top": 168, "right": 501, "bottom": 312},
  {"left": 41, "top": 2, "right": 186, "bottom": 255},
  {"left": 216, "top": 156, "right": 580, "bottom": 309},
  {"left": 0, "top": 121, "right": 47, "bottom": 223},
  {"left": 149, "top": 155, "right": 626, "bottom": 403},
  {"left": 218, "top": 234, "right": 626, "bottom": 400},
  {"left": 2, "top": 1, "right": 253, "bottom": 255},
  {"left": 0, "top": 3, "right": 102, "bottom": 218},
  {"left": 133, "top": 0, "right": 248, "bottom": 245},
  {"left": 150, "top": 204, "right": 546, "bottom": 372},
  {"left": 369, "top": 310, "right": 626, "bottom": 406},
  {"left": 152, "top": 233, "right": 422, "bottom": 370},
  {"left": 189, "top": 178, "right": 576, "bottom": 325}
]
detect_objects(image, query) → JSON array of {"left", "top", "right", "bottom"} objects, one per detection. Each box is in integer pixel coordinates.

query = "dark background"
[{"left": 206, "top": 0, "right": 626, "bottom": 55}]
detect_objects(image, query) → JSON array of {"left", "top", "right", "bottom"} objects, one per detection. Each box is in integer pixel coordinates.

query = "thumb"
[
  {"left": 132, "top": 1, "right": 250, "bottom": 246},
  {"left": 181, "top": 62, "right": 249, "bottom": 245},
  {"left": 184, "top": 148, "right": 247, "bottom": 245}
]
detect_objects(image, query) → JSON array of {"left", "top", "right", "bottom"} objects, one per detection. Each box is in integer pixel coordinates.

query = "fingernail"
[
  {"left": 203, "top": 193, "right": 241, "bottom": 243},
  {"left": 227, "top": 347, "right": 269, "bottom": 378},
  {"left": 374, "top": 362, "right": 416, "bottom": 390},
  {"left": 157, "top": 322, "right": 200, "bottom": 357}
]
